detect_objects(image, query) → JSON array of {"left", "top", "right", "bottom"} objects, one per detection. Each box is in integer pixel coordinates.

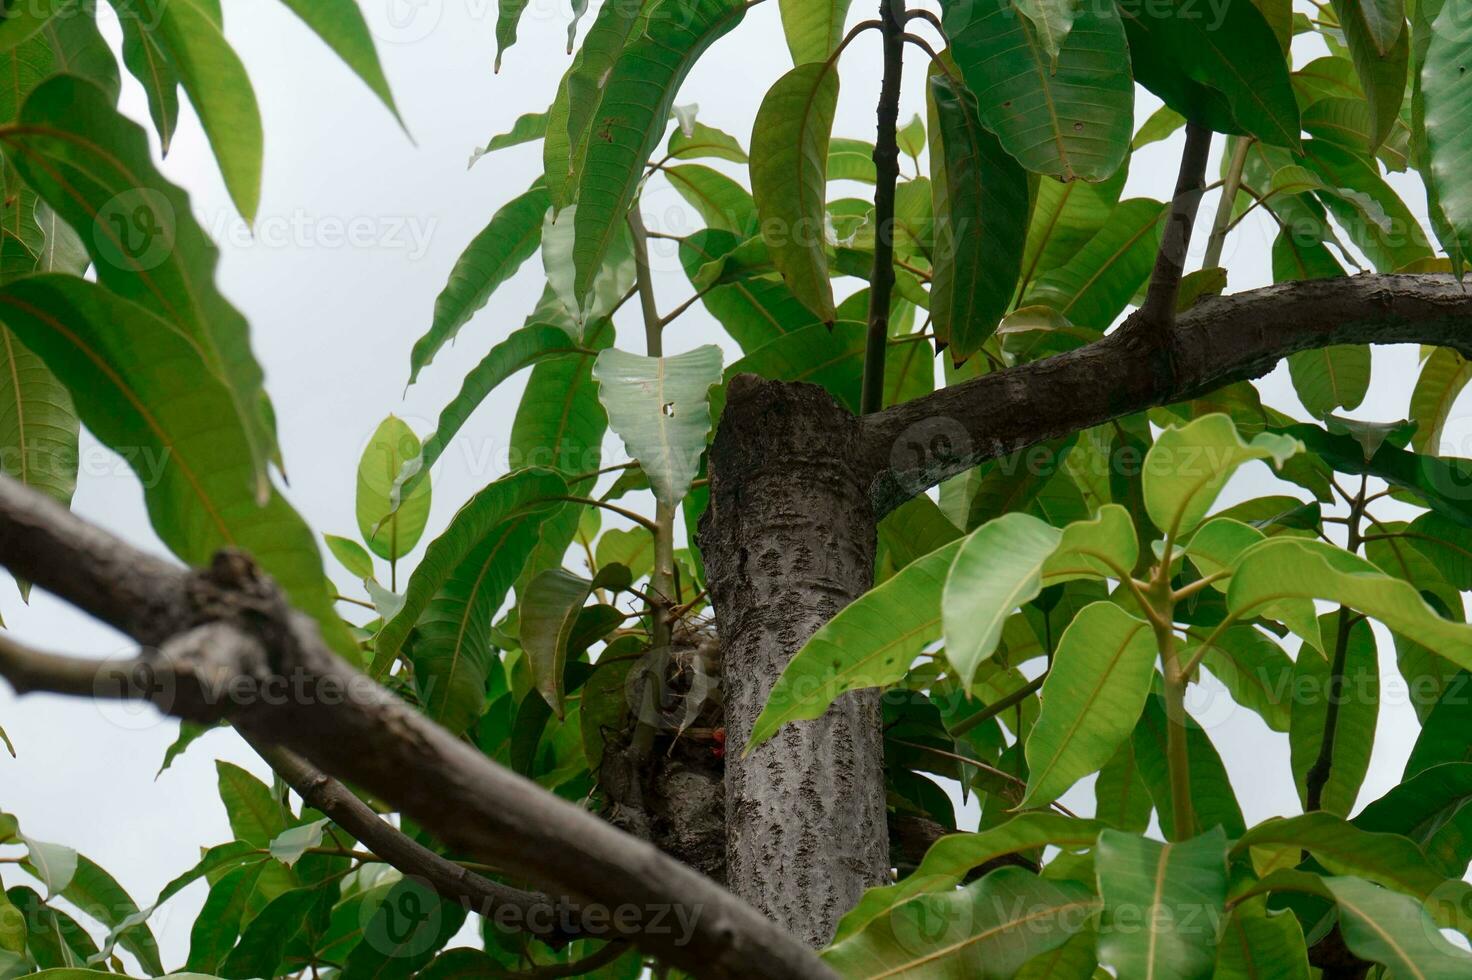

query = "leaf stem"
[
  {"left": 860, "top": 0, "right": 908, "bottom": 416},
  {"left": 1202, "top": 137, "right": 1252, "bottom": 270}
]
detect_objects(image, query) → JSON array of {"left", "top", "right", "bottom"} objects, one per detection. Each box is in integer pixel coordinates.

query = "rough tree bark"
[{"left": 701, "top": 375, "right": 889, "bottom": 946}]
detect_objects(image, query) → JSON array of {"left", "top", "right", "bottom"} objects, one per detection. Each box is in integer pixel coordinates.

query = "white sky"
[{"left": 0, "top": 0, "right": 1454, "bottom": 969}]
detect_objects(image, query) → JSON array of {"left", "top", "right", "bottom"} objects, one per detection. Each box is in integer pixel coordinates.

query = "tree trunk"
[{"left": 701, "top": 375, "right": 889, "bottom": 947}]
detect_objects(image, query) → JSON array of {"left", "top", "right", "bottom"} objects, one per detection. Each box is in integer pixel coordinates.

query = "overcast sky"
[{"left": 0, "top": 0, "right": 1450, "bottom": 969}]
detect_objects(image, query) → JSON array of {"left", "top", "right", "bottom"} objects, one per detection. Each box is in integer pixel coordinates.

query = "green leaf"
[
  {"left": 118, "top": 13, "right": 180, "bottom": 153},
  {"left": 60, "top": 855, "right": 163, "bottom": 975},
  {"left": 592, "top": 346, "right": 722, "bottom": 506},
  {"left": 778, "top": 0, "right": 854, "bottom": 65},
  {"left": 217, "top": 881, "right": 333, "bottom": 980},
  {"left": 1411, "top": 348, "right": 1472, "bottom": 452},
  {"left": 1287, "top": 345, "right": 1371, "bottom": 416},
  {"left": 946, "top": 0, "right": 1133, "bottom": 180},
  {"left": 1122, "top": 0, "right": 1301, "bottom": 147},
  {"left": 1332, "top": 0, "right": 1408, "bottom": 150},
  {"left": 471, "top": 111, "right": 546, "bottom": 166},
  {"left": 1025, "top": 198, "right": 1167, "bottom": 330},
  {"left": 822, "top": 867, "right": 1099, "bottom": 979},
  {"left": 829, "top": 137, "right": 877, "bottom": 183},
  {"left": 927, "top": 71, "right": 1029, "bottom": 359},
  {"left": 3, "top": 74, "right": 277, "bottom": 500},
  {"left": 1189, "top": 625, "right": 1293, "bottom": 732},
  {"left": 1230, "top": 537, "right": 1472, "bottom": 669},
  {"left": 896, "top": 114, "right": 925, "bottom": 162},
  {"left": 542, "top": 204, "right": 636, "bottom": 330},
  {"left": 1021, "top": 602, "right": 1157, "bottom": 807},
  {"left": 342, "top": 879, "right": 466, "bottom": 979},
  {"left": 1324, "top": 876, "right": 1472, "bottom": 976},
  {"left": 750, "top": 62, "right": 839, "bottom": 322},
  {"left": 394, "top": 326, "right": 587, "bottom": 511},
  {"left": 140, "top": 0, "right": 263, "bottom": 221},
  {"left": 519, "top": 569, "right": 593, "bottom": 719},
  {"left": 1014, "top": 0, "right": 1078, "bottom": 65},
  {"left": 19, "top": 835, "right": 76, "bottom": 898},
  {"left": 0, "top": 322, "right": 77, "bottom": 517},
  {"left": 1212, "top": 897, "right": 1310, "bottom": 980},
  {"left": 274, "top": 0, "right": 401, "bottom": 124},
  {"left": 1304, "top": 139, "right": 1431, "bottom": 272},
  {"left": 835, "top": 813, "right": 1101, "bottom": 941},
  {"left": 1018, "top": 164, "right": 1128, "bottom": 291},
  {"left": 1236, "top": 812, "right": 1472, "bottom": 926},
  {"left": 409, "top": 181, "right": 550, "bottom": 383},
  {"left": 1424, "top": 0, "right": 1472, "bottom": 263},
  {"left": 183, "top": 861, "right": 264, "bottom": 973},
  {"left": 371, "top": 469, "right": 567, "bottom": 678},
  {"left": 0, "top": 1, "right": 70, "bottom": 53},
  {"left": 324, "top": 533, "right": 374, "bottom": 580},
  {"left": 1132, "top": 693, "right": 1245, "bottom": 839},
  {"left": 1095, "top": 828, "right": 1229, "bottom": 980},
  {"left": 493, "top": 0, "right": 529, "bottom": 71},
  {"left": 357, "top": 416, "right": 431, "bottom": 562},
  {"left": 668, "top": 119, "right": 748, "bottom": 163},
  {"left": 1144, "top": 413, "right": 1302, "bottom": 538},
  {"left": 0, "top": 274, "right": 353, "bottom": 657},
  {"left": 216, "top": 761, "right": 288, "bottom": 848},
  {"left": 570, "top": 0, "right": 748, "bottom": 301},
  {"left": 665, "top": 163, "right": 757, "bottom": 235}
]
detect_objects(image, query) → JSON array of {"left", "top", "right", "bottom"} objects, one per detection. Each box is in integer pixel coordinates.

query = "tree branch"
[
  {"left": 862, "top": 273, "right": 1472, "bottom": 515},
  {"left": 0, "top": 478, "right": 833, "bottom": 980},
  {"left": 1131, "top": 121, "right": 1213, "bottom": 339},
  {"left": 860, "top": 0, "right": 907, "bottom": 415}
]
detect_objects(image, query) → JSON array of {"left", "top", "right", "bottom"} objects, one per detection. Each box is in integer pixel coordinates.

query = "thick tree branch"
[
  {"left": 0, "top": 479, "right": 834, "bottom": 980},
  {"left": 863, "top": 273, "right": 1472, "bottom": 515},
  {"left": 1131, "top": 121, "right": 1213, "bottom": 341}
]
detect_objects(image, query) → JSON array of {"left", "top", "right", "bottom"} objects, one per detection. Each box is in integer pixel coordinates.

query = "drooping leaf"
[
  {"left": 274, "top": 0, "right": 402, "bottom": 123},
  {"left": 1132, "top": 693, "right": 1246, "bottom": 839},
  {"left": 134, "top": 0, "right": 263, "bottom": 221},
  {"left": 778, "top": 0, "right": 854, "bottom": 65},
  {"left": 592, "top": 346, "right": 723, "bottom": 506},
  {"left": 493, "top": 0, "right": 530, "bottom": 70},
  {"left": 1021, "top": 602, "right": 1156, "bottom": 807},
  {"left": 408, "top": 181, "right": 550, "bottom": 383},
  {"left": 1287, "top": 345, "right": 1371, "bottom": 416},
  {"left": 0, "top": 322, "right": 76, "bottom": 517},
  {"left": 1411, "top": 348, "right": 1472, "bottom": 452},
  {"left": 356, "top": 416, "right": 431, "bottom": 562},
  {"left": 56, "top": 855, "right": 163, "bottom": 975},
  {"left": 1122, "top": 0, "right": 1301, "bottom": 147},
  {"left": 1324, "top": 876, "right": 1472, "bottom": 976},
  {"left": 945, "top": 0, "right": 1133, "bottom": 181},
  {"left": 668, "top": 119, "right": 748, "bottom": 163},
  {"left": 3, "top": 74, "right": 277, "bottom": 501},
  {"left": 371, "top": 469, "right": 568, "bottom": 678},
  {"left": 570, "top": 0, "right": 748, "bottom": 302},
  {"left": 823, "top": 867, "right": 1099, "bottom": 979},
  {"left": 1424, "top": 0, "right": 1472, "bottom": 264},
  {"left": 470, "top": 111, "right": 547, "bottom": 166},
  {"left": 519, "top": 569, "right": 593, "bottom": 718},
  {"left": 1333, "top": 0, "right": 1408, "bottom": 150},
  {"left": 1213, "top": 897, "right": 1310, "bottom": 980},
  {"left": 750, "top": 62, "right": 839, "bottom": 322},
  {"left": 927, "top": 70, "right": 1029, "bottom": 358},
  {"left": 665, "top": 163, "right": 757, "bottom": 235},
  {"left": 1095, "top": 828, "right": 1229, "bottom": 980},
  {"left": 0, "top": 275, "right": 354, "bottom": 656},
  {"left": 117, "top": 12, "right": 180, "bottom": 152}
]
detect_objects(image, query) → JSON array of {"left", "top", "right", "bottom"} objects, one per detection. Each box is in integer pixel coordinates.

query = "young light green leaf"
[
  {"left": 823, "top": 867, "right": 1100, "bottom": 979},
  {"left": 593, "top": 346, "right": 723, "bottom": 506},
  {"left": 1095, "top": 828, "right": 1229, "bottom": 980},
  {"left": 1021, "top": 602, "right": 1157, "bottom": 808},
  {"left": 751, "top": 62, "right": 839, "bottom": 322},
  {"left": 570, "top": 0, "right": 748, "bottom": 302},
  {"left": 357, "top": 416, "right": 431, "bottom": 562},
  {"left": 946, "top": 0, "right": 1133, "bottom": 181},
  {"left": 835, "top": 812, "right": 1102, "bottom": 942},
  {"left": 519, "top": 568, "right": 593, "bottom": 718},
  {"left": 1144, "top": 413, "right": 1301, "bottom": 538},
  {"left": 777, "top": 0, "right": 854, "bottom": 65},
  {"left": 324, "top": 533, "right": 374, "bottom": 581},
  {"left": 927, "top": 71, "right": 1029, "bottom": 359},
  {"left": 409, "top": 181, "right": 550, "bottom": 383}
]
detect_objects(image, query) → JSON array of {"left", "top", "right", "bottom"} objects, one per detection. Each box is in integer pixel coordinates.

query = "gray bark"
[{"left": 701, "top": 376, "right": 889, "bottom": 947}]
